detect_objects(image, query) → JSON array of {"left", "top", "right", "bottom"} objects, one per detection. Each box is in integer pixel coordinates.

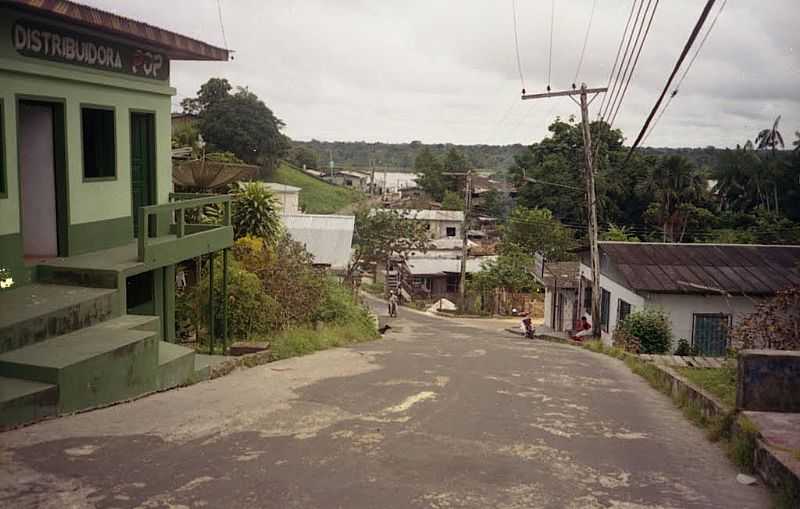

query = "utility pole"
[
  {"left": 522, "top": 83, "right": 606, "bottom": 337},
  {"left": 443, "top": 171, "right": 473, "bottom": 311}
]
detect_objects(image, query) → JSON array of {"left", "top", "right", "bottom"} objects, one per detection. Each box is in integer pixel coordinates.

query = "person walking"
[{"left": 388, "top": 290, "right": 399, "bottom": 318}]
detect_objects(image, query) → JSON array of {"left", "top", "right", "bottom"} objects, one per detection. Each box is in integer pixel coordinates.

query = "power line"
[
  {"left": 512, "top": 0, "right": 526, "bottom": 93},
  {"left": 625, "top": 0, "right": 718, "bottom": 162},
  {"left": 216, "top": 0, "right": 229, "bottom": 49},
  {"left": 607, "top": 0, "right": 659, "bottom": 127},
  {"left": 600, "top": 0, "right": 646, "bottom": 121},
  {"left": 573, "top": 0, "right": 597, "bottom": 87},
  {"left": 641, "top": 0, "right": 727, "bottom": 145},
  {"left": 597, "top": 0, "right": 639, "bottom": 119},
  {"left": 546, "top": 0, "right": 555, "bottom": 90}
]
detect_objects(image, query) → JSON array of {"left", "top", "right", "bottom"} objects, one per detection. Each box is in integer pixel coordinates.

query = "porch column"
[
  {"left": 222, "top": 248, "right": 229, "bottom": 352},
  {"left": 208, "top": 252, "right": 215, "bottom": 354}
]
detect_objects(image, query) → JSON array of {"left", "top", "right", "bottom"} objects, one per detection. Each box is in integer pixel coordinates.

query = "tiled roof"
[
  {"left": 599, "top": 242, "right": 800, "bottom": 295},
  {"left": 6, "top": 0, "right": 229, "bottom": 60}
]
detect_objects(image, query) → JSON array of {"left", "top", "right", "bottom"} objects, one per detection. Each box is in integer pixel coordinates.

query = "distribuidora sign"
[{"left": 12, "top": 20, "right": 169, "bottom": 81}]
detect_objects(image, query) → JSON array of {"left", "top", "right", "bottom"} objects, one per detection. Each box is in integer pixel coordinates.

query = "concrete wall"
[
  {"left": 543, "top": 286, "right": 577, "bottom": 332},
  {"left": 737, "top": 350, "right": 800, "bottom": 412},
  {"left": 0, "top": 8, "right": 174, "bottom": 281},
  {"left": 579, "top": 263, "right": 645, "bottom": 344},
  {"left": 274, "top": 191, "right": 299, "bottom": 214},
  {"left": 429, "top": 220, "right": 461, "bottom": 239},
  {"left": 646, "top": 293, "right": 760, "bottom": 348}
]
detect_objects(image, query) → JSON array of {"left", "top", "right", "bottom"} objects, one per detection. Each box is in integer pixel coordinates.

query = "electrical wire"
[
  {"left": 512, "top": 0, "right": 526, "bottom": 93},
  {"left": 216, "top": 0, "right": 229, "bottom": 49},
  {"left": 641, "top": 0, "right": 727, "bottom": 145},
  {"left": 597, "top": 0, "right": 639, "bottom": 119},
  {"left": 573, "top": 0, "right": 598, "bottom": 87},
  {"left": 607, "top": 0, "right": 659, "bottom": 127},
  {"left": 546, "top": 0, "right": 555, "bottom": 91},
  {"left": 600, "top": 0, "right": 646, "bottom": 121},
  {"left": 625, "top": 0, "right": 718, "bottom": 162}
]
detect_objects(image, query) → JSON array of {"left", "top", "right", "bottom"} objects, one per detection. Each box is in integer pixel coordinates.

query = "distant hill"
[
  {"left": 293, "top": 140, "right": 527, "bottom": 173},
  {"left": 293, "top": 140, "right": 751, "bottom": 174}
]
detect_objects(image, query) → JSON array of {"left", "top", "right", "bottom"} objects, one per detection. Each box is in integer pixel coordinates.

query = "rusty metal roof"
[
  {"left": 599, "top": 242, "right": 800, "bottom": 295},
  {"left": 541, "top": 262, "right": 579, "bottom": 289},
  {"left": 5, "top": 0, "right": 229, "bottom": 60}
]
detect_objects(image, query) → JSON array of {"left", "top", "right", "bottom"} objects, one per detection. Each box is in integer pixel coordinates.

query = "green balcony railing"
[{"left": 137, "top": 193, "right": 233, "bottom": 263}]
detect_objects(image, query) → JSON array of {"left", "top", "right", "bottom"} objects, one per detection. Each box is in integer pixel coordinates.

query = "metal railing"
[{"left": 137, "top": 193, "right": 232, "bottom": 262}]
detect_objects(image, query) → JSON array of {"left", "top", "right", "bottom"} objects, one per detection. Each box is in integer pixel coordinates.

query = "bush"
[
  {"left": 674, "top": 338, "right": 699, "bottom": 356},
  {"left": 195, "top": 257, "right": 279, "bottom": 340},
  {"left": 615, "top": 308, "right": 671, "bottom": 354},
  {"left": 312, "top": 278, "right": 373, "bottom": 329},
  {"left": 231, "top": 181, "right": 283, "bottom": 241}
]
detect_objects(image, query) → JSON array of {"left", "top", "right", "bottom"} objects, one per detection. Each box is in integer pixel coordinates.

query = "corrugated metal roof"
[
  {"left": 541, "top": 262, "right": 579, "bottom": 288},
  {"left": 404, "top": 256, "right": 495, "bottom": 276},
  {"left": 6, "top": 0, "right": 229, "bottom": 60},
  {"left": 282, "top": 214, "right": 355, "bottom": 270},
  {"left": 599, "top": 242, "right": 800, "bottom": 295}
]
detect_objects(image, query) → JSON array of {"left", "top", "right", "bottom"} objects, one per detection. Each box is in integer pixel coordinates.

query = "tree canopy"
[{"left": 350, "top": 208, "right": 432, "bottom": 277}]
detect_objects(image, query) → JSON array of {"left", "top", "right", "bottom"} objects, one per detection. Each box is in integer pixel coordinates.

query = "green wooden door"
[
  {"left": 693, "top": 314, "right": 729, "bottom": 357},
  {"left": 130, "top": 112, "right": 155, "bottom": 237}
]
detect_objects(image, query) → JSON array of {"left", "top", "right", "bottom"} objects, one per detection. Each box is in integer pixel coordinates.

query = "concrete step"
[
  {"left": 0, "top": 284, "right": 118, "bottom": 354},
  {"left": 0, "top": 376, "right": 58, "bottom": 429},
  {"left": 0, "top": 315, "right": 160, "bottom": 414},
  {"left": 158, "top": 342, "right": 196, "bottom": 390}
]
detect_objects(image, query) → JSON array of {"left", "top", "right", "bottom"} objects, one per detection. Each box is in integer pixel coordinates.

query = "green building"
[{"left": 0, "top": 0, "right": 232, "bottom": 428}]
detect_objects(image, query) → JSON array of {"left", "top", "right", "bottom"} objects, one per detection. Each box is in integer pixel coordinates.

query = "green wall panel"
[{"left": 68, "top": 215, "right": 132, "bottom": 256}]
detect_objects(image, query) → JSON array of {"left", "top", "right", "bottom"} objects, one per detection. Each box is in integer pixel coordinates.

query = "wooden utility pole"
[{"left": 522, "top": 83, "right": 606, "bottom": 336}]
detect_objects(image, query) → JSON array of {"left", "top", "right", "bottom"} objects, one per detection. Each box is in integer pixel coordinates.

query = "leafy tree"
[
  {"left": 730, "top": 287, "right": 800, "bottom": 351},
  {"left": 231, "top": 182, "right": 283, "bottom": 241},
  {"left": 640, "top": 155, "right": 711, "bottom": 242},
  {"left": 414, "top": 147, "right": 446, "bottom": 201},
  {"left": 350, "top": 208, "right": 432, "bottom": 278},
  {"left": 180, "top": 78, "right": 232, "bottom": 115},
  {"left": 440, "top": 190, "right": 464, "bottom": 211},
  {"left": 502, "top": 206, "right": 576, "bottom": 261},
  {"left": 471, "top": 245, "right": 537, "bottom": 294},
  {"left": 478, "top": 188, "right": 511, "bottom": 220},
  {"left": 288, "top": 146, "right": 319, "bottom": 169},
  {"left": 601, "top": 225, "right": 640, "bottom": 242},
  {"left": 202, "top": 87, "right": 289, "bottom": 169}
]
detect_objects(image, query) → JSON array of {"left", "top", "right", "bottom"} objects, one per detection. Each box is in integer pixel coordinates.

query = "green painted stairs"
[{"left": 0, "top": 285, "right": 204, "bottom": 429}]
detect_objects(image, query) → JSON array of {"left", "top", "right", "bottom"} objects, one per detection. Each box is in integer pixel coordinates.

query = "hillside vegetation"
[{"left": 265, "top": 162, "right": 365, "bottom": 214}]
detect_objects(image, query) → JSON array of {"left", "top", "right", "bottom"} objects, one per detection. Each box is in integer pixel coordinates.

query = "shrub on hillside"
[{"left": 614, "top": 309, "right": 671, "bottom": 354}]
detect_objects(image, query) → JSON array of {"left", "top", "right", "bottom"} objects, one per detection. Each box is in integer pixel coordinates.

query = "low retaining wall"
[
  {"left": 737, "top": 349, "right": 800, "bottom": 412},
  {"left": 647, "top": 363, "right": 729, "bottom": 420}
]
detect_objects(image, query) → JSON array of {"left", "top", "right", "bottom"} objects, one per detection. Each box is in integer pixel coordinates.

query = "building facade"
[
  {"left": 579, "top": 242, "right": 800, "bottom": 355},
  {"left": 0, "top": 0, "right": 231, "bottom": 427}
]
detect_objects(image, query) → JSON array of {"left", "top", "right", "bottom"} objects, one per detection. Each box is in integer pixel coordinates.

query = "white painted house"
[
  {"left": 397, "top": 209, "right": 464, "bottom": 239},
  {"left": 579, "top": 242, "right": 800, "bottom": 356}
]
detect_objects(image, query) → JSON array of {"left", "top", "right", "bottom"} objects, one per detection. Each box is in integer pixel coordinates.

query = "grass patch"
[
  {"left": 267, "top": 321, "right": 379, "bottom": 361},
  {"left": 674, "top": 365, "right": 737, "bottom": 409},
  {"left": 266, "top": 162, "right": 365, "bottom": 213},
  {"left": 728, "top": 414, "right": 759, "bottom": 473}
]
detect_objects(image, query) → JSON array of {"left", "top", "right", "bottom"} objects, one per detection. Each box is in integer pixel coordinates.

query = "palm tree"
[
  {"left": 641, "top": 156, "right": 706, "bottom": 242},
  {"left": 793, "top": 131, "right": 800, "bottom": 152},
  {"left": 755, "top": 115, "right": 785, "bottom": 154}
]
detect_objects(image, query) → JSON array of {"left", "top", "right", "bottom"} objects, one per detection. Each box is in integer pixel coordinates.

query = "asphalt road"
[{"left": 0, "top": 299, "right": 768, "bottom": 508}]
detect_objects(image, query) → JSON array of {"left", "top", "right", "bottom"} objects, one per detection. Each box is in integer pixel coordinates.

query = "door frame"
[
  {"left": 16, "top": 95, "right": 69, "bottom": 258},
  {"left": 129, "top": 110, "right": 157, "bottom": 237}
]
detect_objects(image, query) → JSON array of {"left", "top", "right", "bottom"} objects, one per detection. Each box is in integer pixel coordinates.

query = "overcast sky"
[{"left": 84, "top": 0, "right": 799, "bottom": 148}]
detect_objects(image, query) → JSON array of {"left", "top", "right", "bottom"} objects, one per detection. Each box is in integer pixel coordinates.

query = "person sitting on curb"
[{"left": 572, "top": 316, "right": 592, "bottom": 341}]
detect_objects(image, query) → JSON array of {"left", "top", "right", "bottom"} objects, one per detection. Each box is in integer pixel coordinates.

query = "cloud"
[{"left": 80, "top": 0, "right": 800, "bottom": 148}]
